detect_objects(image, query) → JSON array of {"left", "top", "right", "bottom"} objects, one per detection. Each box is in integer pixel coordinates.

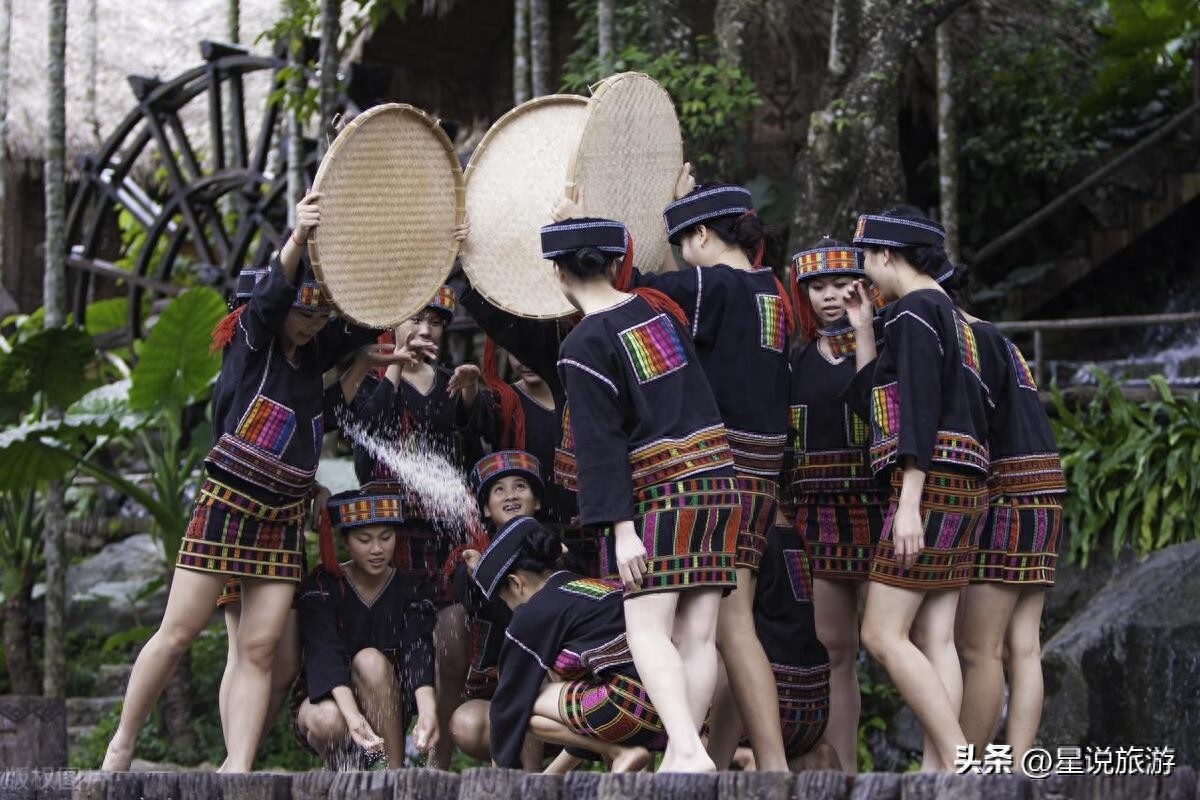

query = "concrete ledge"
[{"left": 0, "top": 766, "right": 1193, "bottom": 800}]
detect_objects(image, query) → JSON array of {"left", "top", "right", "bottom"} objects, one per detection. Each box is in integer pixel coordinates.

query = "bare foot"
[
  {"left": 658, "top": 752, "right": 716, "bottom": 773},
  {"left": 611, "top": 746, "right": 651, "bottom": 773},
  {"left": 101, "top": 738, "right": 133, "bottom": 772}
]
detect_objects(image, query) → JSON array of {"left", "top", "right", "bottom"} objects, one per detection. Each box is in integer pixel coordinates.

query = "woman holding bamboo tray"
[
  {"left": 544, "top": 213, "right": 740, "bottom": 773},
  {"left": 617, "top": 166, "right": 792, "bottom": 772},
  {"left": 102, "top": 194, "right": 385, "bottom": 772},
  {"left": 841, "top": 207, "right": 991, "bottom": 771}
]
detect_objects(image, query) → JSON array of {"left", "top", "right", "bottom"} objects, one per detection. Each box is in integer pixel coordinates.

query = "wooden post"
[
  {"left": 562, "top": 770, "right": 602, "bottom": 799},
  {"left": 101, "top": 772, "right": 145, "bottom": 800},
  {"left": 793, "top": 769, "right": 848, "bottom": 800},
  {"left": 458, "top": 767, "right": 523, "bottom": 800},
  {"left": 848, "top": 772, "right": 901, "bottom": 800},
  {"left": 519, "top": 773, "right": 563, "bottom": 800},
  {"left": 0, "top": 697, "right": 66, "bottom": 768},
  {"left": 394, "top": 768, "right": 460, "bottom": 800},
  {"left": 1033, "top": 328, "right": 1045, "bottom": 389},
  {"left": 328, "top": 770, "right": 394, "bottom": 799},
  {"left": 716, "top": 770, "right": 793, "bottom": 800},
  {"left": 290, "top": 770, "right": 335, "bottom": 800}
]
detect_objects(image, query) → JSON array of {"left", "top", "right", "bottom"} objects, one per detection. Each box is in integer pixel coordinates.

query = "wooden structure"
[{"left": 0, "top": 697, "right": 67, "bottom": 770}]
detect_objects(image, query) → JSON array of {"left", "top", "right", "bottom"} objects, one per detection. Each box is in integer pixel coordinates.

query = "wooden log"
[
  {"left": 1030, "top": 773, "right": 1162, "bottom": 800},
  {"left": 290, "top": 770, "right": 335, "bottom": 800},
  {"left": 595, "top": 772, "right": 653, "bottom": 800},
  {"left": 457, "top": 767, "right": 523, "bottom": 800},
  {"left": 138, "top": 771, "right": 181, "bottom": 800},
  {"left": 176, "top": 772, "right": 223, "bottom": 799},
  {"left": 716, "top": 770, "right": 793, "bottom": 800},
  {"left": 649, "top": 773, "right": 718, "bottom": 799},
  {"left": 519, "top": 773, "right": 563, "bottom": 800},
  {"left": 328, "top": 770, "right": 393, "bottom": 800},
  {"left": 103, "top": 772, "right": 146, "bottom": 800},
  {"left": 562, "top": 770, "right": 602, "bottom": 800},
  {"left": 70, "top": 771, "right": 108, "bottom": 800},
  {"left": 217, "top": 773, "right": 290, "bottom": 800},
  {"left": 0, "top": 697, "right": 68, "bottom": 768},
  {"left": 850, "top": 772, "right": 902, "bottom": 800},
  {"left": 0, "top": 769, "right": 37, "bottom": 800},
  {"left": 795, "top": 770, "right": 851, "bottom": 800},
  {"left": 393, "top": 767, "right": 460, "bottom": 800},
  {"left": 1159, "top": 766, "right": 1196, "bottom": 800},
  {"left": 36, "top": 769, "right": 79, "bottom": 800}
]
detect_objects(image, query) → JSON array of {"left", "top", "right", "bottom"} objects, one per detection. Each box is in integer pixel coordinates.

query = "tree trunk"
[
  {"left": 644, "top": 0, "right": 683, "bottom": 58},
  {"left": 318, "top": 0, "right": 342, "bottom": 159},
  {"left": 228, "top": 0, "right": 240, "bottom": 42},
  {"left": 936, "top": 19, "right": 958, "bottom": 263},
  {"left": 597, "top": 0, "right": 614, "bottom": 75},
  {"left": 790, "top": 0, "right": 970, "bottom": 250},
  {"left": 42, "top": 0, "right": 68, "bottom": 702},
  {"left": 2, "top": 576, "right": 38, "bottom": 696},
  {"left": 0, "top": 0, "right": 12, "bottom": 279},
  {"left": 714, "top": 0, "right": 759, "bottom": 69},
  {"left": 84, "top": 0, "right": 98, "bottom": 144},
  {"left": 513, "top": 0, "right": 529, "bottom": 105},
  {"left": 529, "top": 0, "right": 550, "bottom": 97}
]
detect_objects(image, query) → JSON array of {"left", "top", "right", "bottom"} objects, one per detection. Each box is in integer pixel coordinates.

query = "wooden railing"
[{"left": 995, "top": 310, "right": 1200, "bottom": 388}]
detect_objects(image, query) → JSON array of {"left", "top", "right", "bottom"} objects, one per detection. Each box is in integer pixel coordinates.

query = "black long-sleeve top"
[
  {"left": 489, "top": 571, "right": 634, "bottom": 768},
  {"left": 297, "top": 565, "right": 437, "bottom": 703},
  {"left": 842, "top": 289, "right": 990, "bottom": 477},
  {"left": 556, "top": 295, "right": 734, "bottom": 526},
  {"left": 631, "top": 266, "right": 790, "bottom": 459},
  {"left": 207, "top": 258, "right": 377, "bottom": 504}
]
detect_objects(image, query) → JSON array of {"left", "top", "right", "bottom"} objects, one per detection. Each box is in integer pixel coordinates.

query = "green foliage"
[
  {"left": 1085, "top": 0, "right": 1200, "bottom": 114},
  {"left": 856, "top": 661, "right": 902, "bottom": 773},
  {"left": 1051, "top": 371, "right": 1200, "bottom": 566},
  {"left": 0, "top": 326, "right": 98, "bottom": 423},
  {"left": 129, "top": 288, "right": 226, "bottom": 413},
  {"left": 561, "top": 2, "right": 761, "bottom": 172}
]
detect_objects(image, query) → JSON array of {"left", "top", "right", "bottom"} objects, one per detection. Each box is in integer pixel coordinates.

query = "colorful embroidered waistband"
[
  {"left": 206, "top": 433, "right": 316, "bottom": 498},
  {"left": 870, "top": 430, "right": 989, "bottom": 476},
  {"left": 629, "top": 425, "right": 734, "bottom": 490},
  {"left": 988, "top": 453, "right": 1066, "bottom": 496},
  {"left": 726, "top": 428, "right": 787, "bottom": 477},
  {"left": 196, "top": 478, "right": 309, "bottom": 522},
  {"left": 791, "top": 448, "right": 877, "bottom": 496}
]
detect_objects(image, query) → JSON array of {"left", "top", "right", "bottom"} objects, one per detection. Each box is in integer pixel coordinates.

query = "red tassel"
[
  {"left": 482, "top": 338, "right": 527, "bottom": 450},
  {"left": 317, "top": 506, "right": 343, "bottom": 577},
  {"left": 773, "top": 275, "right": 795, "bottom": 338},
  {"left": 375, "top": 330, "right": 396, "bottom": 379},
  {"left": 210, "top": 306, "right": 247, "bottom": 354},
  {"left": 632, "top": 288, "right": 689, "bottom": 330},
  {"left": 441, "top": 503, "right": 491, "bottom": 593},
  {"left": 870, "top": 284, "right": 887, "bottom": 310},
  {"left": 613, "top": 230, "right": 635, "bottom": 291}
]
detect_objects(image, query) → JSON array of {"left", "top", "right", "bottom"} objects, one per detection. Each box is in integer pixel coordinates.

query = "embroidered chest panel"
[{"left": 620, "top": 314, "right": 688, "bottom": 384}]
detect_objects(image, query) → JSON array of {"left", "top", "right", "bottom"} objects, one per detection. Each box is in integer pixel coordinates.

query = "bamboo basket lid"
[
  {"left": 566, "top": 73, "right": 683, "bottom": 275},
  {"left": 308, "top": 103, "right": 464, "bottom": 328},
  {"left": 461, "top": 95, "right": 588, "bottom": 319}
]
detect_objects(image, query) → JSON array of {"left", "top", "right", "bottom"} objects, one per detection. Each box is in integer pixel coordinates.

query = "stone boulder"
[
  {"left": 1041, "top": 540, "right": 1200, "bottom": 766},
  {"left": 54, "top": 533, "right": 167, "bottom": 634}
]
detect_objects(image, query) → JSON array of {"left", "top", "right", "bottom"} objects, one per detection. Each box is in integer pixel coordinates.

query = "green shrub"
[{"left": 1051, "top": 371, "right": 1200, "bottom": 566}]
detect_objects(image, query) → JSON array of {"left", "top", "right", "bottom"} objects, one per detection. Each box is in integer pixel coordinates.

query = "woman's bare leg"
[
  {"left": 910, "top": 588, "right": 967, "bottom": 770},
  {"left": 704, "top": 661, "right": 744, "bottom": 769},
  {"left": 295, "top": 697, "right": 349, "bottom": 757},
  {"left": 529, "top": 683, "right": 651, "bottom": 773},
  {"left": 430, "top": 603, "right": 469, "bottom": 769},
  {"left": 813, "top": 578, "right": 863, "bottom": 773},
  {"left": 1004, "top": 589, "right": 1046, "bottom": 765},
  {"left": 350, "top": 647, "right": 406, "bottom": 766},
  {"left": 450, "top": 699, "right": 492, "bottom": 761},
  {"left": 623, "top": 590, "right": 714, "bottom": 773},
  {"left": 102, "top": 568, "right": 227, "bottom": 771},
  {"left": 219, "top": 605, "right": 240, "bottom": 743},
  {"left": 221, "top": 578, "right": 294, "bottom": 772},
  {"left": 958, "top": 583, "right": 1022, "bottom": 754},
  {"left": 860, "top": 582, "right": 967, "bottom": 772},
  {"left": 715, "top": 568, "right": 788, "bottom": 771},
  {"left": 264, "top": 609, "right": 301, "bottom": 736}
]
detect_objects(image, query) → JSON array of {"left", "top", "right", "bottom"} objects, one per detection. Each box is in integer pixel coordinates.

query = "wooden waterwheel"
[{"left": 65, "top": 40, "right": 311, "bottom": 341}]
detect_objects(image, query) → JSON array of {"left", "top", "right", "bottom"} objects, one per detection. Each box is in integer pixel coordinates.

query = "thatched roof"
[{"left": 6, "top": 0, "right": 284, "bottom": 172}]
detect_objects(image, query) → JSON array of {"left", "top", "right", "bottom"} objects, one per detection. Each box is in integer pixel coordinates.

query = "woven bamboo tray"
[
  {"left": 308, "top": 103, "right": 464, "bottom": 328},
  {"left": 566, "top": 73, "right": 683, "bottom": 276},
  {"left": 461, "top": 95, "right": 588, "bottom": 319}
]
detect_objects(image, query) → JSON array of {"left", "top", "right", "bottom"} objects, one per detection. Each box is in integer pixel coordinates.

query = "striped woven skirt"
[
  {"left": 869, "top": 468, "right": 987, "bottom": 590},
  {"left": 560, "top": 670, "right": 667, "bottom": 751},
  {"left": 177, "top": 478, "right": 308, "bottom": 582},
  {"left": 793, "top": 493, "right": 886, "bottom": 581},
  {"left": 775, "top": 662, "right": 831, "bottom": 758},
  {"left": 973, "top": 493, "right": 1064, "bottom": 585},
  {"left": 599, "top": 476, "right": 740, "bottom": 596},
  {"left": 733, "top": 474, "right": 779, "bottom": 572}
]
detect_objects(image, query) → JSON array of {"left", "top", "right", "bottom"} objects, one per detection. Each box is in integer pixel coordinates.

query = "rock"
[
  {"left": 887, "top": 706, "right": 924, "bottom": 754},
  {"left": 1041, "top": 540, "right": 1200, "bottom": 766},
  {"left": 65, "top": 696, "right": 122, "bottom": 728},
  {"left": 94, "top": 663, "right": 133, "bottom": 695},
  {"left": 1041, "top": 544, "right": 1139, "bottom": 639},
  {"left": 60, "top": 533, "right": 167, "bottom": 634}
]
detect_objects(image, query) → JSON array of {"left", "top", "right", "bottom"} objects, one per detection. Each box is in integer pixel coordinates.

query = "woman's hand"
[
  {"left": 446, "top": 363, "right": 481, "bottom": 396},
  {"left": 294, "top": 192, "right": 322, "bottom": 244},
  {"left": 393, "top": 328, "right": 437, "bottom": 365},
  {"left": 551, "top": 190, "right": 584, "bottom": 222},
  {"left": 674, "top": 161, "right": 696, "bottom": 199},
  {"left": 843, "top": 279, "right": 874, "bottom": 333},
  {"left": 453, "top": 214, "right": 471, "bottom": 243},
  {"left": 892, "top": 502, "right": 924, "bottom": 569},
  {"left": 413, "top": 685, "right": 439, "bottom": 754},
  {"left": 346, "top": 712, "right": 385, "bottom": 754},
  {"left": 613, "top": 520, "right": 648, "bottom": 592}
]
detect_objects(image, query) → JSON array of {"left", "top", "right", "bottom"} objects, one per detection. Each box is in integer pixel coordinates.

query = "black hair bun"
[{"left": 514, "top": 524, "right": 564, "bottom": 572}]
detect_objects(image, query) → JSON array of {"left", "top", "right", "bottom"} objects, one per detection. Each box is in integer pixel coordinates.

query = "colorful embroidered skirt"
[
  {"left": 793, "top": 494, "right": 886, "bottom": 581},
  {"left": 177, "top": 478, "right": 308, "bottom": 582},
  {"left": 560, "top": 670, "right": 667, "bottom": 751},
  {"left": 869, "top": 468, "right": 987, "bottom": 590},
  {"left": 599, "top": 476, "right": 740, "bottom": 596},
  {"left": 972, "top": 494, "right": 1064, "bottom": 585},
  {"left": 733, "top": 474, "right": 779, "bottom": 572},
  {"left": 774, "top": 662, "right": 831, "bottom": 759}
]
